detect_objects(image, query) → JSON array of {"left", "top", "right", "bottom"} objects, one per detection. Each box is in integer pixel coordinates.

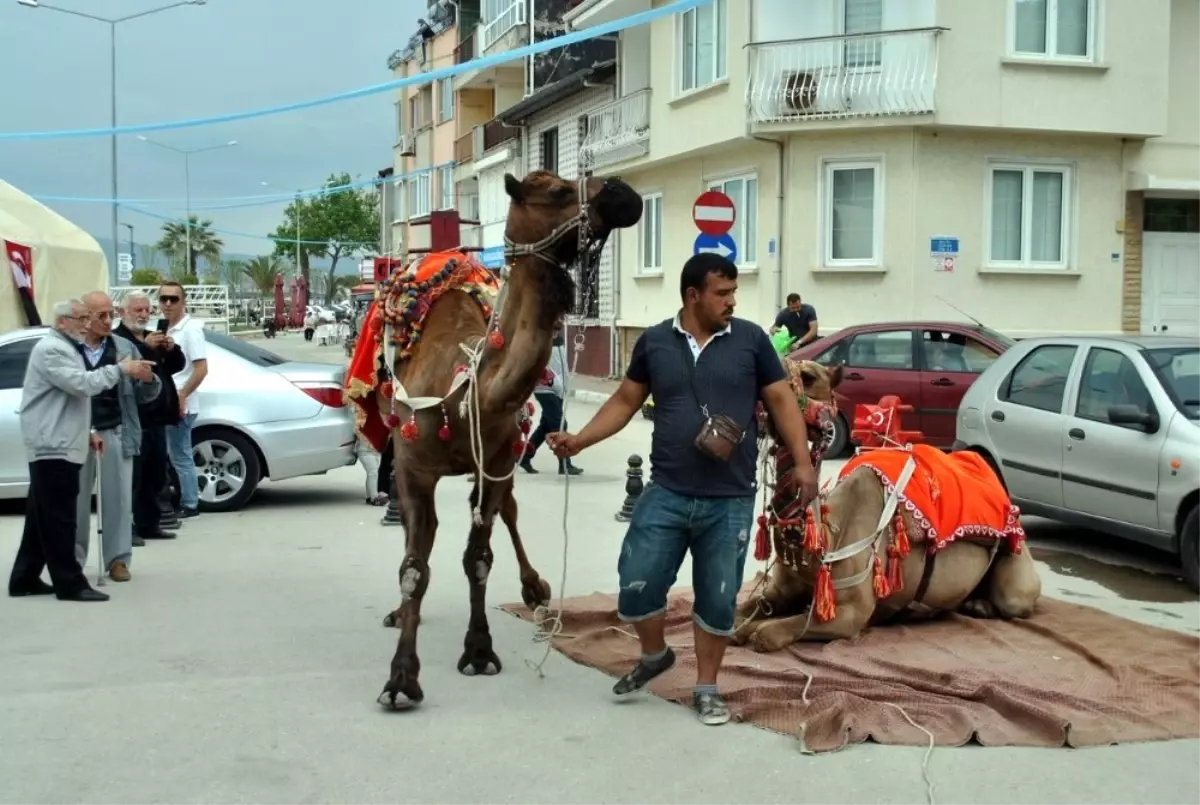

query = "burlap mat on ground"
[{"left": 500, "top": 584, "right": 1200, "bottom": 751}]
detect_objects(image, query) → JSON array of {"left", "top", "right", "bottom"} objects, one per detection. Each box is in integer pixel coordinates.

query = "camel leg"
[
  {"left": 378, "top": 469, "right": 438, "bottom": 710},
  {"left": 746, "top": 589, "right": 876, "bottom": 652},
  {"left": 988, "top": 547, "right": 1041, "bottom": 618},
  {"left": 458, "top": 476, "right": 511, "bottom": 677},
  {"left": 732, "top": 570, "right": 807, "bottom": 645},
  {"left": 497, "top": 486, "right": 552, "bottom": 611}
]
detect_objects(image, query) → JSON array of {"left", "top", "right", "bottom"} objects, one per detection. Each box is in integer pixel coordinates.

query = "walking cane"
[{"left": 94, "top": 450, "right": 106, "bottom": 588}]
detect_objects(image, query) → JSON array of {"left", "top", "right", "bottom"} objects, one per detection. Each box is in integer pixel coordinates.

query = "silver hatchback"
[{"left": 954, "top": 335, "right": 1199, "bottom": 588}]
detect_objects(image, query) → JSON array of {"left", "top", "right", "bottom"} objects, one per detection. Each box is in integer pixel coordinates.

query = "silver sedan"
[
  {"left": 0, "top": 327, "right": 358, "bottom": 511},
  {"left": 954, "top": 335, "right": 1200, "bottom": 588}
]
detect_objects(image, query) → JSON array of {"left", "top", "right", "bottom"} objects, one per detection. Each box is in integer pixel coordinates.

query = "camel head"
[
  {"left": 784, "top": 358, "right": 842, "bottom": 405},
  {"left": 503, "top": 171, "right": 642, "bottom": 269}
]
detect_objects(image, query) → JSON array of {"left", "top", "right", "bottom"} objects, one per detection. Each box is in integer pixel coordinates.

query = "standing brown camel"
[{"left": 372, "top": 171, "right": 642, "bottom": 710}]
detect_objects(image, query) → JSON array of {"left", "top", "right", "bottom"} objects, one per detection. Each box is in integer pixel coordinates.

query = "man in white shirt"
[{"left": 158, "top": 282, "right": 208, "bottom": 518}]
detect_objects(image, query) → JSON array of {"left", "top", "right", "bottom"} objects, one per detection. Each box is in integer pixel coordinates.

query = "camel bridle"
[{"left": 502, "top": 177, "right": 611, "bottom": 276}]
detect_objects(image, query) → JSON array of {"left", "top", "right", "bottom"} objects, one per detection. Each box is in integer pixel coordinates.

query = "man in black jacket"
[{"left": 115, "top": 292, "right": 184, "bottom": 542}]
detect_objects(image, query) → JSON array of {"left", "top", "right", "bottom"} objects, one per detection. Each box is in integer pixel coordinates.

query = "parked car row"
[{"left": 0, "top": 328, "right": 358, "bottom": 511}]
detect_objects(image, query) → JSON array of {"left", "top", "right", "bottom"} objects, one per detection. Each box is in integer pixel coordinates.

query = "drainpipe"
[{"left": 742, "top": 0, "right": 785, "bottom": 311}]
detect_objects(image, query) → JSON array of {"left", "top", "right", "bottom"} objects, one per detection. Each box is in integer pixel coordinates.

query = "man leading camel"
[{"left": 548, "top": 253, "right": 819, "bottom": 726}]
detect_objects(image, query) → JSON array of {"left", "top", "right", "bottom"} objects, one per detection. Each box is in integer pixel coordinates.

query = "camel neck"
[{"left": 481, "top": 259, "right": 566, "bottom": 413}]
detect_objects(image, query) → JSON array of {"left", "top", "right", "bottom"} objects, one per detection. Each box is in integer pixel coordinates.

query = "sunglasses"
[{"left": 159, "top": 295, "right": 181, "bottom": 304}]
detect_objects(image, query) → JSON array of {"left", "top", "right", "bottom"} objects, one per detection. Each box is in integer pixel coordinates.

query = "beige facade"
[{"left": 569, "top": 0, "right": 1200, "bottom": 357}]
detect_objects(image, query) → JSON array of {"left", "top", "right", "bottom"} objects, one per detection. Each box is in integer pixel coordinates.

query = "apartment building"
[{"left": 567, "top": 0, "right": 1200, "bottom": 369}]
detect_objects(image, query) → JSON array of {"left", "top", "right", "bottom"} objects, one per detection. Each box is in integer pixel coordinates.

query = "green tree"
[
  {"left": 157, "top": 216, "right": 224, "bottom": 278},
  {"left": 270, "top": 173, "right": 378, "bottom": 303},
  {"left": 242, "top": 255, "right": 284, "bottom": 298},
  {"left": 137, "top": 244, "right": 162, "bottom": 271},
  {"left": 129, "top": 267, "right": 162, "bottom": 286}
]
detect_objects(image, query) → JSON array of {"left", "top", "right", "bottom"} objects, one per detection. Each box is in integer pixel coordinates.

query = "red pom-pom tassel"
[
  {"left": 753, "top": 514, "right": 771, "bottom": 561},
  {"left": 488, "top": 330, "right": 505, "bottom": 349},
  {"left": 399, "top": 416, "right": 419, "bottom": 441},
  {"left": 437, "top": 425, "right": 451, "bottom": 442},
  {"left": 380, "top": 381, "right": 393, "bottom": 400},
  {"left": 813, "top": 565, "right": 837, "bottom": 623},
  {"left": 511, "top": 440, "right": 526, "bottom": 456},
  {"left": 382, "top": 413, "right": 400, "bottom": 430}
]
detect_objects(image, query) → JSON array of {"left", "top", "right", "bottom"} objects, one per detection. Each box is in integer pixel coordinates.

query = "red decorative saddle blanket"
[{"left": 837, "top": 444, "right": 1026, "bottom": 554}]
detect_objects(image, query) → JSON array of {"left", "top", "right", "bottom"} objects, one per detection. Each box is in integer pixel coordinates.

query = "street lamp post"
[
  {"left": 121, "top": 223, "right": 134, "bottom": 264},
  {"left": 16, "top": 0, "right": 208, "bottom": 281},
  {"left": 138, "top": 136, "right": 237, "bottom": 276}
]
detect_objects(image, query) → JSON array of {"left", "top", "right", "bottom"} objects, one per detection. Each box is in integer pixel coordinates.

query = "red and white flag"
[{"left": 5, "top": 239, "right": 41, "bottom": 327}]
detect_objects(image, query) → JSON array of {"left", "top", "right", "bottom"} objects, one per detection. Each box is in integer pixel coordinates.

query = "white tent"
[{"left": 0, "top": 180, "right": 108, "bottom": 334}]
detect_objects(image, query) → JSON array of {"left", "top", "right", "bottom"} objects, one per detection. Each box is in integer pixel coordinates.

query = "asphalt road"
[{"left": 0, "top": 332, "right": 1196, "bottom": 804}]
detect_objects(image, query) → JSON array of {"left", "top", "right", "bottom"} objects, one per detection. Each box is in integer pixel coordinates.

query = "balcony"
[
  {"left": 579, "top": 89, "right": 651, "bottom": 170},
  {"left": 746, "top": 28, "right": 944, "bottom": 125},
  {"left": 457, "top": 31, "right": 475, "bottom": 65},
  {"left": 473, "top": 118, "right": 520, "bottom": 160},
  {"left": 564, "top": 0, "right": 649, "bottom": 30},
  {"left": 480, "top": 0, "right": 526, "bottom": 53}
]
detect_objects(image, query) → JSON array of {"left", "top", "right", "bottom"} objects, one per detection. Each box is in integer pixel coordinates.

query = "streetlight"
[
  {"left": 121, "top": 222, "right": 134, "bottom": 264},
  {"left": 261, "top": 181, "right": 303, "bottom": 278},
  {"left": 138, "top": 135, "right": 237, "bottom": 275},
  {"left": 16, "top": 0, "right": 208, "bottom": 281}
]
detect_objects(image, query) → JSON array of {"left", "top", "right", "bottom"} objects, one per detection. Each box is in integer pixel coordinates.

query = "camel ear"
[
  {"left": 504, "top": 174, "right": 525, "bottom": 203},
  {"left": 828, "top": 363, "right": 844, "bottom": 389}
]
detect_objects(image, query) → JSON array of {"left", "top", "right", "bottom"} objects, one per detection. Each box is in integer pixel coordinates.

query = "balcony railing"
[
  {"left": 579, "top": 89, "right": 651, "bottom": 170},
  {"left": 480, "top": 0, "right": 525, "bottom": 52},
  {"left": 472, "top": 118, "right": 521, "bottom": 159},
  {"left": 455, "top": 132, "right": 473, "bottom": 164},
  {"left": 746, "top": 27, "right": 943, "bottom": 124},
  {"left": 457, "top": 31, "right": 475, "bottom": 64}
]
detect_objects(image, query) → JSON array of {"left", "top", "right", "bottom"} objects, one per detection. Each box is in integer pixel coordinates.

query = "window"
[
  {"left": 639, "top": 193, "right": 663, "bottom": 273},
  {"left": 408, "top": 172, "right": 431, "bottom": 219},
  {"left": 1003, "top": 344, "right": 1077, "bottom": 413},
  {"left": 409, "top": 96, "right": 420, "bottom": 131},
  {"left": 823, "top": 159, "right": 882, "bottom": 266},
  {"left": 1146, "top": 347, "right": 1199, "bottom": 420},
  {"left": 844, "top": 0, "right": 883, "bottom": 68},
  {"left": 1075, "top": 348, "right": 1154, "bottom": 425},
  {"left": 708, "top": 174, "right": 757, "bottom": 265},
  {"left": 540, "top": 128, "right": 559, "bottom": 174},
  {"left": 391, "top": 179, "right": 406, "bottom": 222},
  {"left": 847, "top": 330, "right": 914, "bottom": 370},
  {"left": 433, "top": 167, "right": 454, "bottom": 211},
  {"left": 394, "top": 100, "right": 405, "bottom": 141},
  {"left": 920, "top": 330, "right": 1001, "bottom": 374},
  {"left": 988, "top": 162, "right": 1072, "bottom": 268},
  {"left": 0, "top": 337, "right": 38, "bottom": 389},
  {"left": 815, "top": 338, "right": 849, "bottom": 366},
  {"left": 1144, "top": 198, "right": 1200, "bottom": 233},
  {"left": 678, "top": 0, "right": 727, "bottom": 93},
  {"left": 1011, "top": 0, "right": 1094, "bottom": 60},
  {"left": 439, "top": 79, "right": 454, "bottom": 123}
]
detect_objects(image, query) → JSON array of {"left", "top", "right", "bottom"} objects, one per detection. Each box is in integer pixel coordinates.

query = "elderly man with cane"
[
  {"left": 75, "top": 291, "right": 163, "bottom": 583},
  {"left": 7, "top": 299, "right": 155, "bottom": 602}
]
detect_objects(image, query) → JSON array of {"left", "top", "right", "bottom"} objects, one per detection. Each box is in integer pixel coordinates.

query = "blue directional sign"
[
  {"left": 930, "top": 236, "right": 960, "bottom": 255},
  {"left": 693, "top": 232, "right": 738, "bottom": 263}
]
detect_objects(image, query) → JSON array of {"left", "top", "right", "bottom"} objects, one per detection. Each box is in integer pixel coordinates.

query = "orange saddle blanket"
[
  {"left": 838, "top": 444, "right": 1025, "bottom": 554},
  {"left": 343, "top": 251, "right": 499, "bottom": 452}
]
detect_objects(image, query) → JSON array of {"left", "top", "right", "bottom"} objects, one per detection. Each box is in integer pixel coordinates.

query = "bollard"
[
  {"left": 614, "top": 454, "right": 644, "bottom": 523},
  {"left": 381, "top": 467, "right": 403, "bottom": 527}
]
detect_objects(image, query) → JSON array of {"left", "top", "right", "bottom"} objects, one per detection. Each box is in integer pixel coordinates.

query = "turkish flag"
[{"left": 5, "top": 240, "right": 41, "bottom": 327}]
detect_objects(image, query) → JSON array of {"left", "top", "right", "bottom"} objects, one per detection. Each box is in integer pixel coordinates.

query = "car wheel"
[
  {"left": 1180, "top": 506, "right": 1199, "bottom": 592},
  {"left": 192, "top": 428, "right": 261, "bottom": 513},
  {"left": 825, "top": 413, "right": 850, "bottom": 459}
]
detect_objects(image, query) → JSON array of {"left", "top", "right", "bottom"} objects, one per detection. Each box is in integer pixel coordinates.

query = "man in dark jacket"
[{"left": 115, "top": 292, "right": 185, "bottom": 541}]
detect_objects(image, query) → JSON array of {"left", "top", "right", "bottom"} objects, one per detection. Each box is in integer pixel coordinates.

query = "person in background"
[
  {"left": 769, "top": 293, "right": 819, "bottom": 351},
  {"left": 8, "top": 299, "right": 154, "bottom": 602},
  {"left": 358, "top": 437, "right": 389, "bottom": 506},
  {"left": 546, "top": 253, "right": 819, "bottom": 726},
  {"left": 114, "top": 291, "right": 185, "bottom": 541},
  {"left": 74, "top": 291, "right": 162, "bottom": 582},
  {"left": 159, "top": 281, "right": 208, "bottom": 520},
  {"left": 521, "top": 320, "right": 581, "bottom": 476}
]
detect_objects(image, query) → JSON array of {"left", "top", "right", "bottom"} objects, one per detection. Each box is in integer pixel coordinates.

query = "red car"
[{"left": 792, "top": 321, "right": 1016, "bottom": 454}]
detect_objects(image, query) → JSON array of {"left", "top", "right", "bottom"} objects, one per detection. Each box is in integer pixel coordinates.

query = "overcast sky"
[{"left": 0, "top": 0, "right": 422, "bottom": 256}]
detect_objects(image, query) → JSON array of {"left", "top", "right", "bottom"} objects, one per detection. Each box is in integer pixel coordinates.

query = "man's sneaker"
[
  {"left": 558, "top": 464, "right": 583, "bottom": 476},
  {"left": 693, "top": 691, "right": 731, "bottom": 726},
  {"left": 176, "top": 508, "right": 199, "bottom": 519},
  {"left": 612, "top": 647, "right": 676, "bottom": 696}
]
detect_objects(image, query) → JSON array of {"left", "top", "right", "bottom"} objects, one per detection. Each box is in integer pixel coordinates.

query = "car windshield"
[
  {"left": 974, "top": 325, "right": 1017, "bottom": 349},
  {"left": 1144, "top": 347, "right": 1199, "bottom": 420},
  {"left": 203, "top": 330, "right": 290, "bottom": 367}
]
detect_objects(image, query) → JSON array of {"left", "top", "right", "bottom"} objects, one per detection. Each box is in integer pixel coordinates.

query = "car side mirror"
[{"left": 1107, "top": 404, "right": 1159, "bottom": 433}]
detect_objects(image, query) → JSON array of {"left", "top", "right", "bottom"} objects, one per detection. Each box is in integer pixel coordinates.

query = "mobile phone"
[{"left": 156, "top": 318, "right": 169, "bottom": 334}]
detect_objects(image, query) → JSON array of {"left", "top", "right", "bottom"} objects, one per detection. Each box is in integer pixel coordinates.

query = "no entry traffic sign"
[{"left": 692, "top": 191, "right": 735, "bottom": 237}]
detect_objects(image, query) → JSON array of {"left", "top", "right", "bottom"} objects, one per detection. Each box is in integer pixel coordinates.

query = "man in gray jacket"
[
  {"left": 75, "top": 290, "right": 163, "bottom": 583},
  {"left": 7, "top": 299, "right": 154, "bottom": 602}
]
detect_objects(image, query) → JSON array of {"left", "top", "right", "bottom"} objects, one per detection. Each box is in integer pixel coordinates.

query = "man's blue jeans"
[
  {"left": 166, "top": 413, "right": 199, "bottom": 510},
  {"left": 617, "top": 484, "right": 755, "bottom": 637}
]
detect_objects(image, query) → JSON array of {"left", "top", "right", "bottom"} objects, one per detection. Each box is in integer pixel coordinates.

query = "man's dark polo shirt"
[
  {"left": 774, "top": 303, "right": 818, "bottom": 342},
  {"left": 626, "top": 316, "right": 786, "bottom": 498}
]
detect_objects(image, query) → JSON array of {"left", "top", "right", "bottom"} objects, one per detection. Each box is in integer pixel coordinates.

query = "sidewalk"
[{"left": 568, "top": 373, "right": 619, "bottom": 404}]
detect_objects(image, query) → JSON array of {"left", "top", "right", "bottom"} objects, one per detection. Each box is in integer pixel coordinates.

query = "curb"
[{"left": 571, "top": 388, "right": 613, "bottom": 405}]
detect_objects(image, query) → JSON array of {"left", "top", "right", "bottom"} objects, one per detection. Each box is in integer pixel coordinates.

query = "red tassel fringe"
[
  {"left": 753, "top": 515, "right": 771, "bottom": 561},
  {"left": 887, "top": 547, "right": 905, "bottom": 594},
  {"left": 872, "top": 556, "right": 891, "bottom": 599},
  {"left": 803, "top": 505, "right": 827, "bottom": 555},
  {"left": 892, "top": 511, "right": 910, "bottom": 557},
  {"left": 813, "top": 565, "right": 836, "bottom": 623}
]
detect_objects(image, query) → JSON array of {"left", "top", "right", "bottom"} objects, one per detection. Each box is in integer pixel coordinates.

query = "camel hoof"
[
  {"left": 379, "top": 662, "right": 424, "bottom": 710},
  {"left": 376, "top": 687, "right": 416, "bottom": 711},
  {"left": 382, "top": 611, "right": 398, "bottom": 628},
  {"left": 959, "top": 599, "right": 999, "bottom": 619},
  {"left": 458, "top": 634, "right": 503, "bottom": 676},
  {"left": 521, "top": 576, "right": 552, "bottom": 611},
  {"left": 748, "top": 624, "right": 790, "bottom": 654}
]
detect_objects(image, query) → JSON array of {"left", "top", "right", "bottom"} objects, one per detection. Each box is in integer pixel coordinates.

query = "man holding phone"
[
  {"left": 115, "top": 291, "right": 186, "bottom": 541},
  {"left": 158, "top": 282, "right": 208, "bottom": 519}
]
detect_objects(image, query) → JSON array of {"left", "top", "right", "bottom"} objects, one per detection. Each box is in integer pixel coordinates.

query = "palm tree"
[
  {"left": 157, "top": 216, "right": 224, "bottom": 278},
  {"left": 242, "top": 255, "right": 283, "bottom": 299}
]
